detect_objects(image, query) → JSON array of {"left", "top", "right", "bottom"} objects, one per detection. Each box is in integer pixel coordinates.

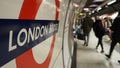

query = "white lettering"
[
  {"left": 28, "top": 27, "right": 35, "bottom": 43},
  {"left": 35, "top": 27, "right": 40, "bottom": 40},
  {"left": 40, "top": 26, "right": 44, "bottom": 37},
  {"left": 44, "top": 26, "right": 49, "bottom": 35},
  {"left": 8, "top": 31, "right": 17, "bottom": 52},
  {"left": 17, "top": 28, "right": 27, "bottom": 46},
  {"left": 8, "top": 24, "right": 57, "bottom": 52}
]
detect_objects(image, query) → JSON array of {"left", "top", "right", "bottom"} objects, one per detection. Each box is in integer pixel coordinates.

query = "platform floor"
[{"left": 75, "top": 29, "right": 120, "bottom": 68}]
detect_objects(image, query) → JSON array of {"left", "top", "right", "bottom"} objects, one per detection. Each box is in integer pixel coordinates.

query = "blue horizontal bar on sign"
[{"left": 0, "top": 19, "right": 59, "bottom": 67}]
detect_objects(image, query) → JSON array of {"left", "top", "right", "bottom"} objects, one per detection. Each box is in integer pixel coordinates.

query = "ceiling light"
[
  {"left": 93, "top": 0, "right": 104, "bottom": 2},
  {"left": 73, "top": 3, "right": 79, "bottom": 7},
  {"left": 83, "top": 8, "right": 89, "bottom": 11},
  {"left": 89, "top": 4, "right": 98, "bottom": 7},
  {"left": 92, "top": 11, "right": 95, "bottom": 13},
  {"left": 97, "top": 7, "right": 102, "bottom": 11},
  {"left": 107, "top": 0, "right": 116, "bottom": 5}
]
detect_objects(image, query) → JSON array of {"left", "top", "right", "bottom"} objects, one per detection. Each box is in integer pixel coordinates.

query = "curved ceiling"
[
  {"left": 91, "top": 0, "right": 120, "bottom": 16},
  {"left": 72, "top": 0, "right": 120, "bottom": 16}
]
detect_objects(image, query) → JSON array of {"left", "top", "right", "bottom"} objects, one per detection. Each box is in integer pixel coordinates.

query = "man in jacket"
[{"left": 82, "top": 14, "right": 93, "bottom": 46}]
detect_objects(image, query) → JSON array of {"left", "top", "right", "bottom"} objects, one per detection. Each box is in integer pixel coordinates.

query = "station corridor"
[{"left": 74, "top": 29, "right": 120, "bottom": 68}]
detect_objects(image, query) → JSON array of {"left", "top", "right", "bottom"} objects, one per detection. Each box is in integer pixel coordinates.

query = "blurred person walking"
[
  {"left": 105, "top": 12, "right": 120, "bottom": 59},
  {"left": 82, "top": 14, "right": 93, "bottom": 46},
  {"left": 93, "top": 18, "right": 105, "bottom": 53}
]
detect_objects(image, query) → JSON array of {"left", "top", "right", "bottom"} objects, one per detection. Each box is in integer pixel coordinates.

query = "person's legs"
[
  {"left": 106, "top": 40, "right": 117, "bottom": 58},
  {"left": 96, "top": 38, "right": 100, "bottom": 49},
  {"left": 86, "top": 33, "right": 90, "bottom": 46},
  {"left": 99, "top": 37, "right": 104, "bottom": 53},
  {"left": 83, "top": 36, "right": 86, "bottom": 46},
  {"left": 83, "top": 33, "right": 87, "bottom": 46}
]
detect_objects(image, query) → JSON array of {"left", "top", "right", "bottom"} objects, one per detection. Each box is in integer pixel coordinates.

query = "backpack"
[{"left": 93, "top": 20, "right": 105, "bottom": 37}]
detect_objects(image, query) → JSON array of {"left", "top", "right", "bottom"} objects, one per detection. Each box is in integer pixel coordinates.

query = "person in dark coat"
[
  {"left": 82, "top": 14, "right": 93, "bottom": 46},
  {"left": 93, "top": 18, "right": 105, "bottom": 53},
  {"left": 105, "top": 12, "right": 120, "bottom": 59}
]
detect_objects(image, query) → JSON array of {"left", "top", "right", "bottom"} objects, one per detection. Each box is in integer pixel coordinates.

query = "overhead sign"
[{"left": 0, "top": 19, "right": 59, "bottom": 66}]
